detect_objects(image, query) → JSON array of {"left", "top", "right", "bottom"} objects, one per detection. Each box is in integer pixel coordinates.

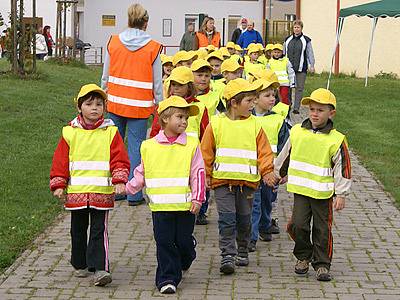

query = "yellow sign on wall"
[{"left": 102, "top": 15, "right": 116, "bottom": 27}]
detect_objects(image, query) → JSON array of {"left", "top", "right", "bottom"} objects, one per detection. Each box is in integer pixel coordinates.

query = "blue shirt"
[{"left": 237, "top": 30, "right": 264, "bottom": 49}]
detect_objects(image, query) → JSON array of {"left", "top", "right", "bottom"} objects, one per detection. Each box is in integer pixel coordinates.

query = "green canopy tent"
[{"left": 327, "top": 0, "right": 400, "bottom": 88}]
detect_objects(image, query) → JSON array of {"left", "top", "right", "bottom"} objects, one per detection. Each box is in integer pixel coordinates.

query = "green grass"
[
  {"left": 0, "top": 59, "right": 102, "bottom": 273},
  {"left": 304, "top": 73, "right": 400, "bottom": 204}
]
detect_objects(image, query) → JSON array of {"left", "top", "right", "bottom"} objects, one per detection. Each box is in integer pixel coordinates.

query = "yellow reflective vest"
[
  {"left": 197, "top": 88, "right": 221, "bottom": 118},
  {"left": 186, "top": 101, "right": 206, "bottom": 139},
  {"left": 287, "top": 124, "right": 345, "bottom": 199},
  {"left": 63, "top": 125, "right": 118, "bottom": 194},
  {"left": 268, "top": 57, "right": 289, "bottom": 85},
  {"left": 211, "top": 114, "right": 261, "bottom": 182},
  {"left": 255, "top": 113, "right": 285, "bottom": 156},
  {"left": 272, "top": 102, "right": 290, "bottom": 119},
  {"left": 141, "top": 136, "right": 199, "bottom": 211},
  {"left": 244, "top": 61, "right": 265, "bottom": 80}
]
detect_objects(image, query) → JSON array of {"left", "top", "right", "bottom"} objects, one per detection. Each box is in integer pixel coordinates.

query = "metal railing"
[
  {"left": 81, "top": 46, "right": 103, "bottom": 65},
  {"left": 162, "top": 45, "right": 180, "bottom": 56}
]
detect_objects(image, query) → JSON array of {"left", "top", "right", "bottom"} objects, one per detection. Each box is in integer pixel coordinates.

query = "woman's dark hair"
[{"left": 43, "top": 25, "right": 50, "bottom": 35}]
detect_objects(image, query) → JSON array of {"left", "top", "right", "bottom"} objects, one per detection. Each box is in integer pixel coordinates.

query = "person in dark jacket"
[
  {"left": 283, "top": 20, "right": 315, "bottom": 114},
  {"left": 231, "top": 18, "right": 248, "bottom": 44},
  {"left": 179, "top": 22, "right": 195, "bottom": 51}
]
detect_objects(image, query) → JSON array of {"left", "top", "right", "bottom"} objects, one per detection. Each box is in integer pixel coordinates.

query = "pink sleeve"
[
  {"left": 190, "top": 146, "right": 206, "bottom": 203},
  {"left": 126, "top": 160, "right": 145, "bottom": 195}
]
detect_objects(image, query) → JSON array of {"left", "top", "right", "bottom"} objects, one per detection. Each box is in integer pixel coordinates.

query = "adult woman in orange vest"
[
  {"left": 101, "top": 3, "right": 163, "bottom": 205},
  {"left": 193, "top": 16, "right": 221, "bottom": 50}
]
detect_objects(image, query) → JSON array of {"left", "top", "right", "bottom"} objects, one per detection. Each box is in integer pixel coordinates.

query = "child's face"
[
  {"left": 308, "top": 101, "right": 336, "bottom": 129},
  {"left": 208, "top": 58, "right": 222, "bottom": 76},
  {"left": 265, "top": 50, "right": 271, "bottom": 58},
  {"left": 235, "top": 50, "right": 241, "bottom": 55},
  {"left": 231, "top": 94, "right": 256, "bottom": 118},
  {"left": 249, "top": 52, "right": 259, "bottom": 61},
  {"left": 163, "top": 63, "right": 173, "bottom": 76},
  {"left": 78, "top": 97, "right": 105, "bottom": 124},
  {"left": 223, "top": 70, "right": 241, "bottom": 83},
  {"left": 169, "top": 81, "right": 189, "bottom": 98},
  {"left": 272, "top": 49, "right": 282, "bottom": 59},
  {"left": 163, "top": 109, "right": 189, "bottom": 136},
  {"left": 193, "top": 71, "right": 211, "bottom": 92},
  {"left": 180, "top": 59, "right": 193, "bottom": 68},
  {"left": 256, "top": 88, "right": 275, "bottom": 112},
  {"left": 227, "top": 48, "right": 235, "bottom": 55}
]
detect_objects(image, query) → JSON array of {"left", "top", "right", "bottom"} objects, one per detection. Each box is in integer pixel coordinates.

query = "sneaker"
[
  {"left": 316, "top": 267, "right": 332, "bottom": 281},
  {"left": 195, "top": 214, "right": 208, "bottom": 225},
  {"left": 259, "top": 232, "right": 272, "bottom": 242},
  {"left": 94, "top": 271, "right": 112, "bottom": 286},
  {"left": 128, "top": 198, "right": 145, "bottom": 206},
  {"left": 294, "top": 260, "right": 310, "bottom": 275},
  {"left": 267, "top": 218, "right": 280, "bottom": 234},
  {"left": 220, "top": 255, "right": 235, "bottom": 274},
  {"left": 160, "top": 283, "right": 176, "bottom": 294},
  {"left": 235, "top": 256, "right": 249, "bottom": 266},
  {"left": 248, "top": 240, "right": 257, "bottom": 252},
  {"left": 74, "top": 268, "right": 90, "bottom": 278}
]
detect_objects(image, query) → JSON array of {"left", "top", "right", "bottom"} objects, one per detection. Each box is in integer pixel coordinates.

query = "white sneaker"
[
  {"left": 160, "top": 284, "right": 176, "bottom": 294},
  {"left": 74, "top": 268, "right": 89, "bottom": 278},
  {"left": 94, "top": 271, "right": 112, "bottom": 286}
]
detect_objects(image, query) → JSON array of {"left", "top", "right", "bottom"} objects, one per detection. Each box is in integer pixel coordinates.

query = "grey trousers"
[
  {"left": 214, "top": 185, "right": 254, "bottom": 258},
  {"left": 293, "top": 72, "right": 307, "bottom": 111}
]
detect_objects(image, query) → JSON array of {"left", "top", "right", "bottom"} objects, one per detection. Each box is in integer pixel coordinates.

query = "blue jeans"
[
  {"left": 108, "top": 113, "right": 147, "bottom": 203},
  {"left": 199, "top": 190, "right": 210, "bottom": 216},
  {"left": 251, "top": 182, "right": 277, "bottom": 241}
]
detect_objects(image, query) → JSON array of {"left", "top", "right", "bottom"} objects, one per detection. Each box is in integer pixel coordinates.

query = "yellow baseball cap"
[
  {"left": 157, "top": 95, "right": 199, "bottom": 116},
  {"left": 191, "top": 59, "right": 213, "bottom": 72},
  {"left": 221, "top": 58, "right": 243, "bottom": 73},
  {"left": 205, "top": 44, "right": 216, "bottom": 52},
  {"left": 265, "top": 43, "right": 274, "bottom": 51},
  {"left": 173, "top": 51, "right": 193, "bottom": 66},
  {"left": 196, "top": 48, "right": 208, "bottom": 60},
  {"left": 219, "top": 47, "right": 231, "bottom": 58},
  {"left": 206, "top": 50, "right": 224, "bottom": 62},
  {"left": 75, "top": 83, "right": 107, "bottom": 103},
  {"left": 272, "top": 43, "right": 283, "bottom": 51},
  {"left": 168, "top": 66, "right": 194, "bottom": 84},
  {"left": 223, "top": 78, "right": 262, "bottom": 101},
  {"left": 253, "top": 79, "right": 280, "bottom": 91},
  {"left": 234, "top": 44, "right": 243, "bottom": 52},
  {"left": 301, "top": 88, "right": 337, "bottom": 109},
  {"left": 161, "top": 54, "right": 173, "bottom": 65},
  {"left": 247, "top": 43, "right": 260, "bottom": 55},
  {"left": 226, "top": 41, "right": 235, "bottom": 49},
  {"left": 248, "top": 69, "right": 279, "bottom": 84}
]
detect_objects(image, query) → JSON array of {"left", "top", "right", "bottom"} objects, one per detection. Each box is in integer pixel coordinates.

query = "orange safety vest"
[
  {"left": 196, "top": 32, "right": 220, "bottom": 48},
  {"left": 107, "top": 36, "right": 162, "bottom": 119}
]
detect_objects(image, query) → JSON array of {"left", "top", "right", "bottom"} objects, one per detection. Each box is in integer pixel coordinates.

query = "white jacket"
[{"left": 35, "top": 34, "right": 48, "bottom": 55}]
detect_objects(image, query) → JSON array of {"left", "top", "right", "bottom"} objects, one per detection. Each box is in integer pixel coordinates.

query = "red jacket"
[{"left": 50, "top": 115, "right": 130, "bottom": 210}]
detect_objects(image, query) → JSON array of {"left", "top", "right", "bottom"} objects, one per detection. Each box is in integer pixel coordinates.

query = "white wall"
[{"left": 83, "top": 0, "right": 264, "bottom": 55}]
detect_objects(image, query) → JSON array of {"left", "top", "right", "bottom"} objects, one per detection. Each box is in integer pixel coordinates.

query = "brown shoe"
[
  {"left": 316, "top": 267, "right": 332, "bottom": 281},
  {"left": 294, "top": 260, "right": 309, "bottom": 274}
]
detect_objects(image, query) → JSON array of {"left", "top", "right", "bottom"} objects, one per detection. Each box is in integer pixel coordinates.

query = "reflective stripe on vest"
[
  {"left": 211, "top": 114, "right": 261, "bottom": 182},
  {"left": 141, "top": 136, "right": 199, "bottom": 211},
  {"left": 196, "top": 32, "right": 220, "bottom": 48},
  {"left": 268, "top": 57, "right": 289, "bottom": 84},
  {"left": 63, "top": 126, "right": 118, "bottom": 194},
  {"left": 255, "top": 113, "right": 285, "bottom": 156},
  {"left": 287, "top": 124, "right": 345, "bottom": 199},
  {"left": 197, "top": 89, "right": 221, "bottom": 118},
  {"left": 107, "top": 36, "right": 162, "bottom": 118},
  {"left": 186, "top": 101, "right": 206, "bottom": 139}
]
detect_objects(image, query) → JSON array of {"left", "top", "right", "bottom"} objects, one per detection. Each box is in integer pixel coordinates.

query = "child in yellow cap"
[
  {"left": 267, "top": 43, "right": 295, "bottom": 105},
  {"left": 275, "top": 88, "right": 352, "bottom": 282},
  {"left": 243, "top": 43, "right": 265, "bottom": 80},
  {"left": 126, "top": 95, "right": 206, "bottom": 294},
  {"left": 50, "top": 84, "right": 130, "bottom": 287},
  {"left": 173, "top": 50, "right": 197, "bottom": 68},
  {"left": 221, "top": 58, "right": 243, "bottom": 84},
  {"left": 201, "top": 78, "right": 278, "bottom": 274},
  {"left": 207, "top": 51, "right": 226, "bottom": 99},
  {"left": 161, "top": 55, "right": 173, "bottom": 82},
  {"left": 249, "top": 79, "right": 290, "bottom": 252}
]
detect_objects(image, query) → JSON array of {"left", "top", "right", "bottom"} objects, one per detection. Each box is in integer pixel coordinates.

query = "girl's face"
[
  {"left": 163, "top": 109, "right": 189, "bottom": 137},
  {"left": 79, "top": 97, "right": 105, "bottom": 124},
  {"left": 169, "top": 81, "right": 190, "bottom": 98},
  {"left": 256, "top": 88, "right": 276, "bottom": 112},
  {"left": 206, "top": 19, "right": 214, "bottom": 31},
  {"left": 272, "top": 49, "right": 283, "bottom": 59},
  {"left": 250, "top": 52, "right": 259, "bottom": 61},
  {"left": 163, "top": 63, "right": 173, "bottom": 76}
]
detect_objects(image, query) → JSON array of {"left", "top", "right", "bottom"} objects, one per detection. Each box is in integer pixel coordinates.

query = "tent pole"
[
  {"left": 327, "top": 17, "right": 344, "bottom": 90},
  {"left": 365, "top": 17, "right": 378, "bottom": 87}
]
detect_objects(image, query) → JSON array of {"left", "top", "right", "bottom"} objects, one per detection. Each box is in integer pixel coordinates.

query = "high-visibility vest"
[
  {"left": 272, "top": 102, "right": 290, "bottom": 119},
  {"left": 258, "top": 55, "right": 269, "bottom": 66},
  {"left": 141, "top": 136, "right": 199, "bottom": 211},
  {"left": 107, "top": 36, "right": 162, "bottom": 119},
  {"left": 268, "top": 57, "right": 289, "bottom": 84},
  {"left": 230, "top": 54, "right": 242, "bottom": 64},
  {"left": 63, "top": 125, "right": 119, "bottom": 194},
  {"left": 287, "top": 124, "right": 345, "bottom": 199},
  {"left": 255, "top": 113, "right": 284, "bottom": 156},
  {"left": 196, "top": 32, "right": 221, "bottom": 48},
  {"left": 197, "top": 88, "right": 221, "bottom": 118},
  {"left": 186, "top": 101, "right": 206, "bottom": 138},
  {"left": 244, "top": 61, "right": 265, "bottom": 80},
  {"left": 211, "top": 114, "right": 261, "bottom": 182}
]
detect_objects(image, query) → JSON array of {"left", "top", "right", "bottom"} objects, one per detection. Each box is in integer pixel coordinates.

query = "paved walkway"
[{"left": 1, "top": 113, "right": 400, "bottom": 300}]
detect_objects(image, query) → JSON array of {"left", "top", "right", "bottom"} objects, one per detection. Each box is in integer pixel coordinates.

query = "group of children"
[{"left": 49, "top": 40, "right": 351, "bottom": 294}]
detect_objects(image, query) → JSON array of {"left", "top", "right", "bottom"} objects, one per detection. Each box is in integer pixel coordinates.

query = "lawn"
[{"left": 0, "top": 60, "right": 399, "bottom": 275}]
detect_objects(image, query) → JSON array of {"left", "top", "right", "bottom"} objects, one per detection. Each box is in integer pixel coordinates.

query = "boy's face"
[
  {"left": 193, "top": 71, "right": 211, "bottom": 92},
  {"left": 78, "top": 97, "right": 105, "bottom": 124},
  {"left": 272, "top": 49, "right": 282, "bottom": 59},
  {"left": 163, "top": 63, "right": 173, "bottom": 75},
  {"left": 208, "top": 58, "right": 222, "bottom": 76},
  {"left": 231, "top": 94, "right": 256, "bottom": 118},
  {"left": 249, "top": 52, "right": 259, "bottom": 61},
  {"left": 178, "top": 59, "right": 192, "bottom": 68},
  {"left": 223, "top": 69, "right": 241, "bottom": 83},
  {"left": 169, "top": 80, "right": 189, "bottom": 98},
  {"left": 308, "top": 101, "right": 336, "bottom": 129},
  {"left": 163, "top": 109, "right": 189, "bottom": 136},
  {"left": 227, "top": 48, "right": 235, "bottom": 55},
  {"left": 256, "top": 88, "right": 275, "bottom": 112}
]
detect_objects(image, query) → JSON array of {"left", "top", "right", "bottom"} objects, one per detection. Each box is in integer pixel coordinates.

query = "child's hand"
[
  {"left": 190, "top": 202, "right": 201, "bottom": 215},
  {"left": 114, "top": 183, "right": 126, "bottom": 195},
  {"left": 205, "top": 177, "right": 211, "bottom": 190},
  {"left": 333, "top": 196, "right": 345, "bottom": 211},
  {"left": 263, "top": 172, "right": 279, "bottom": 187},
  {"left": 279, "top": 175, "right": 288, "bottom": 184},
  {"left": 53, "top": 188, "right": 65, "bottom": 201}
]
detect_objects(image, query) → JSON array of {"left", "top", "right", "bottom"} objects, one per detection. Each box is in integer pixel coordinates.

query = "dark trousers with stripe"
[
  {"left": 70, "top": 208, "right": 110, "bottom": 272},
  {"left": 289, "top": 194, "right": 333, "bottom": 270},
  {"left": 152, "top": 211, "right": 196, "bottom": 290}
]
